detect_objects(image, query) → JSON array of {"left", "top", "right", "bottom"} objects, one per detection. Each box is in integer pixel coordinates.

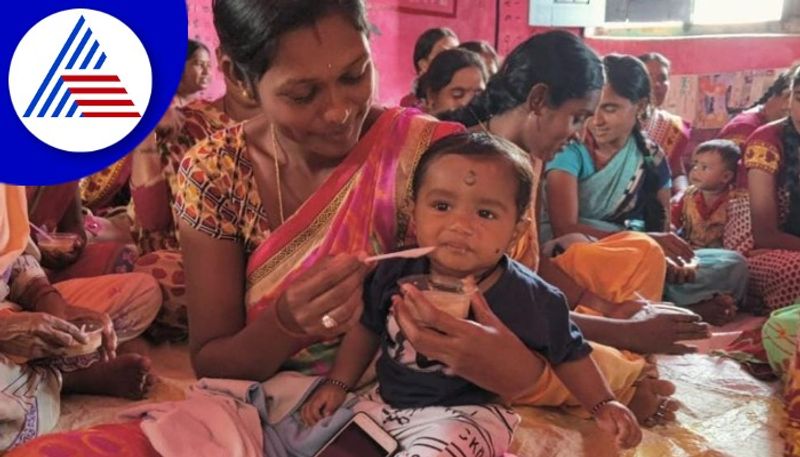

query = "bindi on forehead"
[{"left": 463, "top": 170, "right": 477, "bottom": 186}]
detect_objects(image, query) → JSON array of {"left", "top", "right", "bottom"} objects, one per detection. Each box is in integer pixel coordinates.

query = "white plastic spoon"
[{"left": 364, "top": 246, "right": 436, "bottom": 263}]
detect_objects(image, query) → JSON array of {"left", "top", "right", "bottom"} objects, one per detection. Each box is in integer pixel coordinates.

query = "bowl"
[
  {"left": 397, "top": 274, "right": 474, "bottom": 319},
  {"left": 37, "top": 232, "right": 80, "bottom": 256},
  {"left": 57, "top": 317, "right": 103, "bottom": 357}
]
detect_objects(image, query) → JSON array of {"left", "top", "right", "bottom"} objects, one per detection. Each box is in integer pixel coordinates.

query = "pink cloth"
[{"left": 121, "top": 378, "right": 263, "bottom": 457}]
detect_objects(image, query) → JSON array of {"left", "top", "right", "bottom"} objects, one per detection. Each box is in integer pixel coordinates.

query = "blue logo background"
[{"left": 2, "top": 1, "right": 188, "bottom": 184}]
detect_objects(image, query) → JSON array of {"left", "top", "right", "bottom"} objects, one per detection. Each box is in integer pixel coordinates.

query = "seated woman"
[
  {"left": 0, "top": 184, "right": 160, "bottom": 451},
  {"left": 639, "top": 53, "right": 690, "bottom": 200},
  {"left": 740, "top": 66, "right": 800, "bottom": 313},
  {"left": 173, "top": 39, "right": 211, "bottom": 108},
  {"left": 26, "top": 184, "right": 137, "bottom": 282},
  {"left": 735, "top": 69, "right": 800, "bottom": 456},
  {"left": 400, "top": 27, "right": 459, "bottom": 108},
  {"left": 417, "top": 48, "right": 487, "bottom": 116},
  {"left": 129, "top": 48, "right": 262, "bottom": 342},
  {"left": 77, "top": 39, "right": 213, "bottom": 241},
  {"left": 719, "top": 68, "right": 793, "bottom": 150},
  {"left": 541, "top": 54, "right": 747, "bottom": 326},
  {"left": 459, "top": 40, "right": 500, "bottom": 76},
  {"left": 440, "top": 33, "right": 710, "bottom": 355}
]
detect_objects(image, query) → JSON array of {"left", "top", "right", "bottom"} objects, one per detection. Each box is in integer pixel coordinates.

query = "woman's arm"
[
  {"left": 130, "top": 134, "right": 174, "bottom": 231},
  {"left": 571, "top": 310, "right": 708, "bottom": 355},
  {"left": 58, "top": 188, "right": 88, "bottom": 244},
  {"left": 183, "top": 222, "right": 305, "bottom": 380},
  {"left": 395, "top": 284, "right": 547, "bottom": 401},
  {"left": 749, "top": 169, "right": 800, "bottom": 250},
  {"left": 9, "top": 254, "right": 117, "bottom": 359},
  {"left": 657, "top": 188, "right": 672, "bottom": 232},
  {"left": 545, "top": 170, "right": 615, "bottom": 239},
  {"left": 182, "top": 222, "right": 368, "bottom": 381}
]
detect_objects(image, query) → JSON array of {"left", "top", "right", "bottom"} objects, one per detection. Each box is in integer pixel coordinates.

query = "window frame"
[{"left": 590, "top": 0, "right": 799, "bottom": 37}]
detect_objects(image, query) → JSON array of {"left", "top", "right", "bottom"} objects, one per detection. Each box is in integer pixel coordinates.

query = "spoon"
[{"left": 364, "top": 246, "right": 436, "bottom": 263}]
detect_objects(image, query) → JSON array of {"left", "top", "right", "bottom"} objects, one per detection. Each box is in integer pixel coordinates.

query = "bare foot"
[
  {"left": 690, "top": 294, "right": 737, "bottom": 326},
  {"left": 63, "top": 353, "right": 153, "bottom": 399},
  {"left": 627, "top": 377, "right": 679, "bottom": 426}
]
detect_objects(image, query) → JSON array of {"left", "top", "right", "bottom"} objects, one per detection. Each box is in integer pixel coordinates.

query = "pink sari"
[{"left": 245, "top": 108, "right": 463, "bottom": 374}]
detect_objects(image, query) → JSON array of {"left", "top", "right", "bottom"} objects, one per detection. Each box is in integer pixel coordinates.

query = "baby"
[
  {"left": 672, "top": 139, "right": 747, "bottom": 325},
  {"left": 673, "top": 139, "right": 745, "bottom": 249},
  {"left": 302, "top": 132, "right": 641, "bottom": 456}
]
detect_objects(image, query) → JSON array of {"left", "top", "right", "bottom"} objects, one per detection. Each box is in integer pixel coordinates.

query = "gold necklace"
[{"left": 269, "top": 124, "right": 286, "bottom": 225}]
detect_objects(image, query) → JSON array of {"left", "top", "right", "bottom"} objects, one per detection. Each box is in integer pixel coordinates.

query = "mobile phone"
[{"left": 313, "top": 412, "right": 398, "bottom": 457}]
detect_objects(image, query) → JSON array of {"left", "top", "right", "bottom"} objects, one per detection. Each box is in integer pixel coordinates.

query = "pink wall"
[
  {"left": 368, "top": 0, "right": 497, "bottom": 104},
  {"left": 585, "top": 35, "right": 800, "bottom": 74},
  {"left": 184, "top": 0, "right": 800, "bottom": 106},
  {"left": 184, "top": 0, "right": 499, "bottom": 105}
]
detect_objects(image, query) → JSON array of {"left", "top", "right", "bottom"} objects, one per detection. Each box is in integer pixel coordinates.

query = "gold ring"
[{"left": 321, "top": 314, "right": 337, "bottom": 329}]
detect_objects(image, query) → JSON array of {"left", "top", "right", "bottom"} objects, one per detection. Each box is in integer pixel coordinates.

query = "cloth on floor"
[
  {"left": 121, "top": 371, "right": 356, "bottom": 457},
  {"left": 121, "top": 378, "right": 266, "bottom": 457}
]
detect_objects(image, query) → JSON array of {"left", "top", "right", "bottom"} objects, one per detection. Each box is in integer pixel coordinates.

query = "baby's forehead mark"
[{"left": 464, "top": 170, "right": 477, "bottom": 186}]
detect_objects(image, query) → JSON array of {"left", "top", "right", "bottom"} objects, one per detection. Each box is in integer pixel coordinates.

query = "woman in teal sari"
[{"left": 543, "top": 54, "right": 748, "bottom": 326}]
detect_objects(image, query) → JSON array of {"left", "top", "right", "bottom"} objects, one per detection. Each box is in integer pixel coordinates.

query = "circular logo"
[
  {"left": 1, "top": 1, "right": 186, "bottom": 185},
  {"left": 8, "top": 9, "right": 151, "bottom": 153}
]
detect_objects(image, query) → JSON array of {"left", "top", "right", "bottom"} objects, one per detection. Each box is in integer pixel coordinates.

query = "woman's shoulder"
[
  {"left": 546, "top": 141, "right": 589, "bottom": 173},
  {"left": 746, "top": 118, "right": 786, "bottom": 146},
  {"left": 378, "top": 106, "right": 464, "bottom": 134},
  {"left": 720, "top": 111, "right": 762, "bottom": 146},
  {"left": 179, "top": 123, "right": 248, "bottom": 179},
  {"left": 743, "top": 119, "right": 786, "bottom": 175},
  {"left": 726, "top": 109, "right": 763, "bottom": 128},
  {"left": 181, "top": 99, "right": 234, "bottom": 141}
]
